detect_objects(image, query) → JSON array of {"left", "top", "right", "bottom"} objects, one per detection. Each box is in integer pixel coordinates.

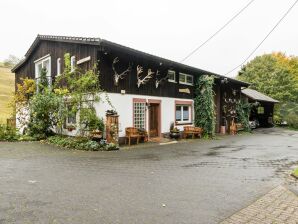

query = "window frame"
[
  {"left": 175, "top": 100, "right": 193, "bottom": 125},
  {"left": 167, "top": 70, "right": 176, "bottom": 83},
  {"left": 71, "top": 56, "right": 76, "bottom": 72},
  {"left": 66, "top": 104, "right": 77, "bottom": 127},
  {"left": 57, "top": 58, "right": 61, "bottom": 76},
  {"left": 133, "top": 98, "right": 146, "bottom": 130},
  {"left": 179, "top": 73, "right": 193, "bottom": 85},
  {"left": 34, "top": 54, "right": 51, "bottom": 87},
  {"left": 258, "top": 106, "right": 265, "bottom": 114}
]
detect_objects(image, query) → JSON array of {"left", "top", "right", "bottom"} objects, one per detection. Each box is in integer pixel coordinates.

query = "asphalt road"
[{"left": 0, "top": 128, "right": 297, "bottom": 224}]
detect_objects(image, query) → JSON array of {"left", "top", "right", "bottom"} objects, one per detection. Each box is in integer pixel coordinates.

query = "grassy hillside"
[{"left": 0, "top": 65, "right": 15, "bottom": 123}]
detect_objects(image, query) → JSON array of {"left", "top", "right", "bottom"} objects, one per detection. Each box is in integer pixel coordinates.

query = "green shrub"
[
  {"left": 0, "top": 125, "right": 19, "bottom": 141},
  {"left": 18, "top": 135, "right": 38, "bottom": 141},
  {"left": 194, "top": 75, "right": 215, "bottom": 137},
  {"left": 46, "top": 135, "right": 118, "bottom": 151}
]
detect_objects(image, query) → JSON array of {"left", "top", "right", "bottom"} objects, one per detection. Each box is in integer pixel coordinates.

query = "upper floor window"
[
  {"left": 34, "top": 54, "right": 51, "bottom": 87},
  {"left": 167, "top": 70, "right": 176, "bottom": 82},
  {"left": 71, "top": 56, "right": 76, "bottom": 72},
  {"left": 179, "top": 73, "right": 193, "bottom": 85},
  {"left": 57, "top": 58, "right": 61, "bottom": 76}
]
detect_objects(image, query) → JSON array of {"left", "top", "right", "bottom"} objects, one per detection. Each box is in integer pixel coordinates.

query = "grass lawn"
[
  {"left": 292, "top": 167, "right": 298, "bottom": 178},
  {"left": 0, "top": 66, "right": 15, "bottom": 124}
]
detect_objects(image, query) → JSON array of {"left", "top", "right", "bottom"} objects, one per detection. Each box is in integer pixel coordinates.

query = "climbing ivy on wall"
[
  {"left": 236, "top": 100, "right": 252, "bottom": 132},
  {"left": 194, "top": 75, "right": 216, "bottom": 137}
]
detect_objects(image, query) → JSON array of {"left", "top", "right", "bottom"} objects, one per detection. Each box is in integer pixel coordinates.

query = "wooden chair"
[
  {"left": 236, "top": 123, "right": 244, "bottom": 131},
  {"left": 125, "top": 127, "right": 141, "bottom": 146},
  {"left": 183, "top": 126, "right": 203, "bottom": 139},
  {"left": 230, "top": 119, "right": 237, "bottom": 135}
]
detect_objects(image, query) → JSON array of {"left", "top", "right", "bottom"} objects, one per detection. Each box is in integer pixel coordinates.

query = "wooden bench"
[
  {"left": 125, "top": 127, "right": 140, "bottom": 146},
  {"left": 125, "top": 128, "right": 148, "bottom": 146},
  {"left": 183, "top": 126, "right": 203, "bottom": 139}
]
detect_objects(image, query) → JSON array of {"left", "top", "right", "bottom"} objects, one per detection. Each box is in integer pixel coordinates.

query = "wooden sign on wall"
[
  {"left": 179, "top": 88, "right": 190, "bottom": 94},
  {"left": 77, "top": 56, "right": 91, "bottom": 65}
]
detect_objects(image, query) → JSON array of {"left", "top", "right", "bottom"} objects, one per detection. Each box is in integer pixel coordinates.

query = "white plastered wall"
[{"left": 94, "top": 92, "right": 194, "bottom": 137}]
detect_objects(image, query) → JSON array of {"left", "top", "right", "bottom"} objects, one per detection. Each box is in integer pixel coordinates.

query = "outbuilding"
[{"left": 241, "top": 88, "right": 279, "bottom": 127}]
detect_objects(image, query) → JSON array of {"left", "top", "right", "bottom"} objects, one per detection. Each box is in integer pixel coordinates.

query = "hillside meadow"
[{"left": 0, "top": 65, "right": 15, "bottom": 123}]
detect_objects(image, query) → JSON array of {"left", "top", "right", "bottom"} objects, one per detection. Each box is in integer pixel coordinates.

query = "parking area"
[{"left": 0, "top": 128, "right": 297, "bottom": 223}]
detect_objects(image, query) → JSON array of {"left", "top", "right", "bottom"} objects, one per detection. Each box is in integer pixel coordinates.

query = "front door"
[{"left": 149, "top": 103, "right": 160, "bottom": 137}]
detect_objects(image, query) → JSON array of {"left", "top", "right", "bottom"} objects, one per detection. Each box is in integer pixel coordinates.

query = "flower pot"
[
  {"left": 220, "top": 126, "right": 226, "bottom": 134},
  {"left": 170, "top": 132, "right": 180, "bottom": 139}
]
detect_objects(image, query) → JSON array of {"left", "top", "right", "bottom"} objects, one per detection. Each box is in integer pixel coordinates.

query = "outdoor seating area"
[
  {"left": 124, "top": 125, "right": 204, "bottom": 146},
  {"left": 125, "top": 127, "right": 149, "bottom": 146},
  {"left": 183, "top": 126, "right": 203, "bottom": 139}
]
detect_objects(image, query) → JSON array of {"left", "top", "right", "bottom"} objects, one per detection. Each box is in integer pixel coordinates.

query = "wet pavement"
[{"left": 0, "top": 128, "right": 297, "bottom": 224}]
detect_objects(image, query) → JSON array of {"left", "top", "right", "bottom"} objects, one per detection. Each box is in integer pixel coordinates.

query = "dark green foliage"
[
  {"left": 38, "top": 68, "right": 48, "bottom": 92},
  {"left": 25, "top": 53, "right": 108, "bottom": 140},
  {"left": 194, "top": 75, "right": 215, "bottom": 137},
  {"left": 282, "top": 102, "right": 298, "bottom": 129},
  {"left": 0, "top": 124, "right": 19, "bottom": 141},
  {"left": 236, "top": 100, "right": 252, "bottom": 132},
  {"left": 28, "top": 90, "right": 61, "bottom": 139},
  {"left": 47, "top": 135, "right": 118, "bottom": 151},
  {"left": 237, "top": 53, "right": 298, "bottom": 126},
  {"left": 80, "top": 108, "right": 105, "bottom": 132}
]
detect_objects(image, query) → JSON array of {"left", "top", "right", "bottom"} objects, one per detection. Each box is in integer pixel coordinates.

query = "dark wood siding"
[
  {"left": 15, "top": 40, "right": 98, "bottom": 88},
  {"left": 97, "top": 48, "right": 197, "bottom": 99}
]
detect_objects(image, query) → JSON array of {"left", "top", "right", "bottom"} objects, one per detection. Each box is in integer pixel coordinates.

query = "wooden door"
[{"left": 149, "top": 104, "right": 159, "bottom": 137}]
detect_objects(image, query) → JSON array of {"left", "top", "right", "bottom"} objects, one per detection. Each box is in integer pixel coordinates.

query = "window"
[
  {"left": 71, "top": 56, "right": 76, "bottom": 72},
  {"left": 57, "top": 58, "right": 61, "bottom": 76},
  {"left": 167, "top": 70, "right": 176, "bottom": 82},
  {"left": 66, "top": 105, "right": 77, "bottom": 125},
  {"left": 258, "top": 106, "right": 264, "bottom": 114},
  {"left": 34, "top": 55, "right": 51, "bottom": 87},
  {"left": 179, "top": 73, "right": 193, "bottom": 85},
  {"left": 176, "top": 105, "right": 191, "bottom": 123},
  {"left": 133, "top": 101, "right": 146, "bottom": 129}
]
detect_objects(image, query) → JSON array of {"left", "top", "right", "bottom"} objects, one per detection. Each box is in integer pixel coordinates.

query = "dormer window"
[
  {"left": 57, "top": 58, "right": 61, "bottom": 76},
  {"left": 71, "top": 56, "right": 76, "bottom": 72}
]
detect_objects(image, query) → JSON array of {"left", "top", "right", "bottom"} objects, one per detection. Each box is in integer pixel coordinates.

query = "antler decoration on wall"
[
  {"left": 112, "top": 57, "right": 131, "bottom": 86},
  {"left": 136, "top": 66, "right": 154, "bottom": 88},
  {"left": 155, "top": 70, "right": 169, "bottom": 88}
]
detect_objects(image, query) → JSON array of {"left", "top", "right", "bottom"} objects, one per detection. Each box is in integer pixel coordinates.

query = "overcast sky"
[{"left": 1, "top": 0, "right": 297, "bottom": 77}]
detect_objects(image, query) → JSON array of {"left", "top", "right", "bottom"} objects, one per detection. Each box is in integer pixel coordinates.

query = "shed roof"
[
  {"left": 12, "top": 34, "right": 250, "bottom": 87},
  {"left": 241, "top": 88, "right": 279, "bottom": 103}
]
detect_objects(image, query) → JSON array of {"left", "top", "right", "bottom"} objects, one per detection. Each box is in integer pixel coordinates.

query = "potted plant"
[
  {"left": 220, "top": 117, "right": 226, "bottom": 134},
  {"left": 66, "top": 124, "right": 76, "bottom": 132},
  {"left": 169, "top": 122, "right": 180, "bottom": 139}
]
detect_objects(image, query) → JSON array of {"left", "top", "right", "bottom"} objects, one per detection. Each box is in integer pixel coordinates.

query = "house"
[
  {"left": 12, "top": 34, "right": 250, "bottom": 141},
  {"left": 241, "top": 88, "right": 279, "bottom": 127}
]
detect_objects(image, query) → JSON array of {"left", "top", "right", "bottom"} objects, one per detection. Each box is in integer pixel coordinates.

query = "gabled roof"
[
  {"left": 11, "top": 34, "right": 250, "bottom": 87},
  {"left": 241, "top": 88, "right": 279, "bottom": 103}
]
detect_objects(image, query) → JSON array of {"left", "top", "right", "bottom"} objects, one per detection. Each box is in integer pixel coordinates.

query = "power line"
[
  {"left": 225, "top": 0, "right": 298, "bottom": 76},
  {"left": 180, "top": 0, "right": 256, "bottom": 63}
]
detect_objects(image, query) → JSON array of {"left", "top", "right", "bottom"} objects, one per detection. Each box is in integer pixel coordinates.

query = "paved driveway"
[{"left": 0, "top": 128, "right": 297, "bottom": 224}]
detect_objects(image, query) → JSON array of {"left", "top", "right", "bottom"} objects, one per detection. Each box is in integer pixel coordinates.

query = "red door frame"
[{"left": 148, "top": 99, "right": 161, "bottom": 137}]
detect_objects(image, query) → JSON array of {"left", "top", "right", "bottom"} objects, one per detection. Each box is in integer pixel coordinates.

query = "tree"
[
  {"left": 237, "top": 52, "right": 298, "bottom": 126},
  {"left": 4, "top": 55, "right": 20, "bottom": 68}
]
